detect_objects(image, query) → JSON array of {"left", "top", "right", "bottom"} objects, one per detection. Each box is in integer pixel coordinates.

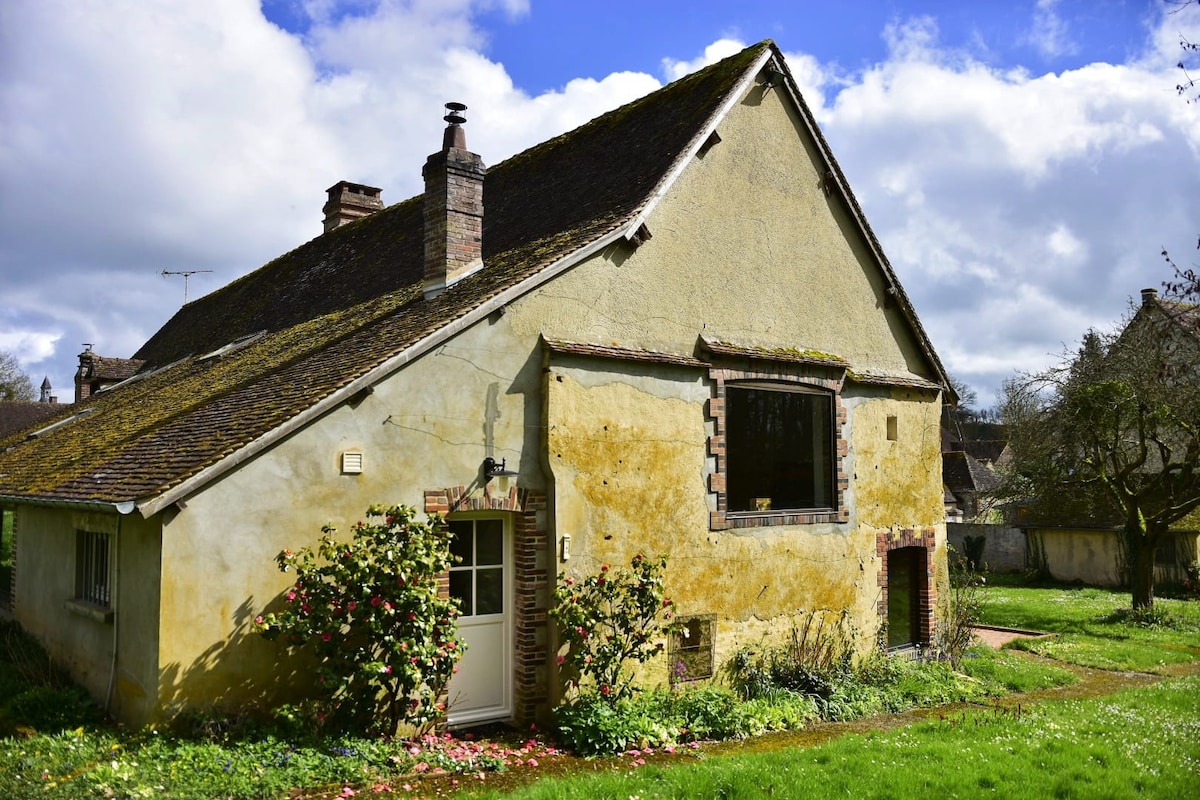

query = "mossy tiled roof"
[{"left": 0, "top": 42, "right": 772, "bottom": 509}]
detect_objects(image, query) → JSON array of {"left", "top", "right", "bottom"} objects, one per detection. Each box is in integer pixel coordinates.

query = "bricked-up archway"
[
  {"left": 425, "top": 485, "right": 548, "bottom": 724},
  {"left": 876, "top": 528, "right": 937, "bottom": 648}
]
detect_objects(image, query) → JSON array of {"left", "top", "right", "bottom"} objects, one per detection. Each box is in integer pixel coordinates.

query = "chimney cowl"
[
  {"left": 442, "top": 101, "right": 468, "bottom": 151},
  {"left": 1141, "top": 287, "right": 1159, "bottom": 307}
]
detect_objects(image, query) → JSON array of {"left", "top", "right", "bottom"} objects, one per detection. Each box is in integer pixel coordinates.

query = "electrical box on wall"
[{"left": 561, "top": 534, "right": 571, "bottom": 561}]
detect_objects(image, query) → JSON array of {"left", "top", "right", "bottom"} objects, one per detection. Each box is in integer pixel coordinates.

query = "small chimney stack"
[
  {"left": 1141, "top": 287, "right": 1158, "bottom": 307},
  {"left": 323, "top": 181, "right": 383, "bottom": 233},
  {"left": 423, "top": 102, "right": 485, "bottom": 299}
]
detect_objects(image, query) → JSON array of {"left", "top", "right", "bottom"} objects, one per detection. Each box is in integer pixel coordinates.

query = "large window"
[
  {"left": 75, "top": 530, "right": 112, "bottom": 608},
  {"left": 725, "top": 384, "right": 834, "bottom": 513}
]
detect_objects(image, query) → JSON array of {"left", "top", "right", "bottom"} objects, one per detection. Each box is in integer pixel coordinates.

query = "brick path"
[{"left": 971, "top": 626, "right": 1048, "bottom": 648}]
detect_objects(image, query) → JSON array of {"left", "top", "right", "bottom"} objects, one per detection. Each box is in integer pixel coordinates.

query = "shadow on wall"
[{"left": 157, "top": 595, "right": 317, "bottom": 723}]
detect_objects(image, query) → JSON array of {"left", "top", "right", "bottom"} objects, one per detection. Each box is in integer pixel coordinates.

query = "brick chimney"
[
  {"left": 423, "top": 102, "right": 485, "bottom": 299},
  {"left": 322, "top": 181, "right": 383, "bottom": 233},
  {"left": 1141, "top": 287, "right": 1159, "bottom": 307}
]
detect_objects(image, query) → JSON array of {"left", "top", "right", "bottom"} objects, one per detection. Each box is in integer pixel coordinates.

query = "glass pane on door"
[{"left": 448, "top": 519, "right": 506, "bottom": 618}]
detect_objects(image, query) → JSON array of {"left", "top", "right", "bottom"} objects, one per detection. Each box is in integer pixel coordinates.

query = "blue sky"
[{"left": 1, "top": 0, "right": 1198, "bottom": 408}]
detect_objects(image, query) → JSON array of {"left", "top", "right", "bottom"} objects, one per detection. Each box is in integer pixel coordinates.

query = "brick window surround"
[
  {"left": 707, "top": 364, "right": 849, "bottom": 530},
  {"left": 876, "top": 528, "right": 938, "bottom": 646},
  {"left": 425, "top": 485, "right": 548, "bottom": 725}
]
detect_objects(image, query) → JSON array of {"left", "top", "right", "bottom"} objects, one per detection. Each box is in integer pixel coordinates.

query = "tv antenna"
[{"left": 161, "top": 269, "right": 213, "bottom": 304}]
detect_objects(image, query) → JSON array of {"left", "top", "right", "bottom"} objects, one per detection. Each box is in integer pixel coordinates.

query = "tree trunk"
[{"left": 1127, "top": 526, "right": 1159, "bottom": 610}]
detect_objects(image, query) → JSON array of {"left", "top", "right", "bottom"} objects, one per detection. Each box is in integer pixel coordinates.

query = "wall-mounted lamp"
[
  {"left": 483, "top": 456, "right": 518, "bottom": 493},
  {"left": 483, "top": 457, "right": 518, "bottom": 480}
]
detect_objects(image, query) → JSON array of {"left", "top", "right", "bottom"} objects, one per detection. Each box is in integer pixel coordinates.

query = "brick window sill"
[{"left": 716, "top": 509, "right": 848, "bottom": 529}]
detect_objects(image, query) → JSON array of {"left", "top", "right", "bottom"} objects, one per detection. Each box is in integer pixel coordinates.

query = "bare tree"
[
  {"left": 999, "top": 298, "right": 1200, "bottom": 610},
  {"left": 0, "top": 351, "right": 35, "bottom": 402}
]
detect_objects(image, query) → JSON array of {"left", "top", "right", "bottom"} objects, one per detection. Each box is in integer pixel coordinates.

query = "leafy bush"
[
  {"left": 256, "top": 504, "right": 464, "bottom": 735},
  {"left": 5, "top": 685, "right": 101, "bottom": 732},
  {"left": 554, "top": 685, "right": 817, "bottom": 756},
  {"left": 0, "top": 620, "right": 104, "bottom": 734},
  {"left": 554, "top": 692, "right": 675, "bottom": 756},
  {"left": 550, "top": 553, "right": 680, "bottom": 702},
  {"left": 724, "top": 611, "right": 854, "bottom": 701},
  {"left": 1106, "top": 604, "right": 1178, "bottom": 630}
]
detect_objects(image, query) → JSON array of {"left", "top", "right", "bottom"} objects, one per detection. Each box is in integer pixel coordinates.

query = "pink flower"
[
  {"left": 346, "top": 601, "right": 357, "bottom": 612},
  {"left": 287, "top": 591, "right": 297, "bottom": 602},
  {"left": 600, "top": 684, "right": 611, "bottom": 696},
  {"left": 321, "top": 632, "right": 332, "bottom": 642},
  {"left": 340, "top": 787, "right": 356, "bottom": 798},
  {"left": 556, "top": 654, "right": 566, "bottom": 665},
  {"left": 526, "top": 758, "right": 538, "bottom": 767},
  {"left": 370, "top": 596, "right": 382, "bottom": 607},
  {"left": 382, "top": 602, "right": 392, "bottom": 611},
  {"left": 254, "top": 615, "right": 264, "bottom": 625}
]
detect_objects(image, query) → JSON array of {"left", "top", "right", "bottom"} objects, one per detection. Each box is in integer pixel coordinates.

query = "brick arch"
[
  {"left": 876, "top": 528, "right": 937, "bottom": 646},
  {"left": 424, "top": 485, "right": 549, "bottom": 724}
]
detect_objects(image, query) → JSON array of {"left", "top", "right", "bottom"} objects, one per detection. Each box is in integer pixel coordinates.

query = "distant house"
[{"left": 0, "top": 42, "right": 953, "bottom": 727}]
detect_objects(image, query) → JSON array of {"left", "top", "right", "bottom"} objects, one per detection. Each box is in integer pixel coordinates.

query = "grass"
[
  {"left": 979, "top": 585, "right": 1200, "bottom": 673},
  {"left": 472, "top": 675, "right": 1200, "bottom": 799},
  {"left": 0, "top": 584, "right": 1195, "bottom": 798}
]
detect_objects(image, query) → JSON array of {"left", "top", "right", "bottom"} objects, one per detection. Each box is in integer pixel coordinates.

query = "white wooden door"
[{"left": 444, "top": 517, "right": 512, "bottom": 726}]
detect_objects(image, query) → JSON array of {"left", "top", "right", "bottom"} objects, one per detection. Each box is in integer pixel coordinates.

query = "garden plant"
[{"left": 256, "top": 503, "right": 464, "bottom": 735}]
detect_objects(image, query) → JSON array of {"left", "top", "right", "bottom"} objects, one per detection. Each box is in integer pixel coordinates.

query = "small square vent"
[{"left": 341, "top": 451, "right": 364, "bottom": 474}]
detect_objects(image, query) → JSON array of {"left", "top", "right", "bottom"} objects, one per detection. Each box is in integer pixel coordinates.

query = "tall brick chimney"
[
  {"left": 423, "top": 102, "right": 485, "bottom": 299},
  {"left": 323, "top": 181, "right": 383, "bottom": 233}
]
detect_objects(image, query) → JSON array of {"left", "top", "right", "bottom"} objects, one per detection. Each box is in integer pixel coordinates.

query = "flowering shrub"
[
  {"left": 550, "top": 553, "right": 680, "bottom": 703},
  {"left": 256, "top": 504, "right": 464, "bottom": 734}
]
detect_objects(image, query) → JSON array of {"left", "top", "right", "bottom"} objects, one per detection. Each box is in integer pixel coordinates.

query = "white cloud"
[
  {"left": 799, "top": 7, "right": 1200, "bottom": 401},
  {"left": 0, "top": 0, "right": 666, "bottom": 394},
  {"left": 1, "top": 1, "right": 1197, "bottom": 411},
  {"left": 662, "top": 39, "right": 747, "bottom": 81},
  {"left": 1021, "top": 0, "right": 1078, "bottom": 60}
]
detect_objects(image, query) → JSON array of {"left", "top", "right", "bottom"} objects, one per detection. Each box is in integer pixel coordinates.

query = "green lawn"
[
  {"left": 2, "top": 584, "right": 1197, "bottom": 799},
  {"left": 473, "top": 675, "right": 1200, "bottom": 799},
  {"left": 979, "top": 585, "right": 1200, "bottom": 673}
]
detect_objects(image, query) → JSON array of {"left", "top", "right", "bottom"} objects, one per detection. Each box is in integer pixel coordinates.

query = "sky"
[{"left": 1, "top": 0, "right": 1198, "bottom": 410}]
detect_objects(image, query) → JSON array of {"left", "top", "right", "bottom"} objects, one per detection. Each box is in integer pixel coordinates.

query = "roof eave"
[
  {"left": 0, "top": 493, "right": 136, "bottom": 515},
  {"left": 624, "top": 46, "right": 775, "bottom": 241}
]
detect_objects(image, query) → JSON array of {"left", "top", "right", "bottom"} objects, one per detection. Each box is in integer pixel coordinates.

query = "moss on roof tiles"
[{"left": 0, "top": 42, "right": 772, "bottom": 506}]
